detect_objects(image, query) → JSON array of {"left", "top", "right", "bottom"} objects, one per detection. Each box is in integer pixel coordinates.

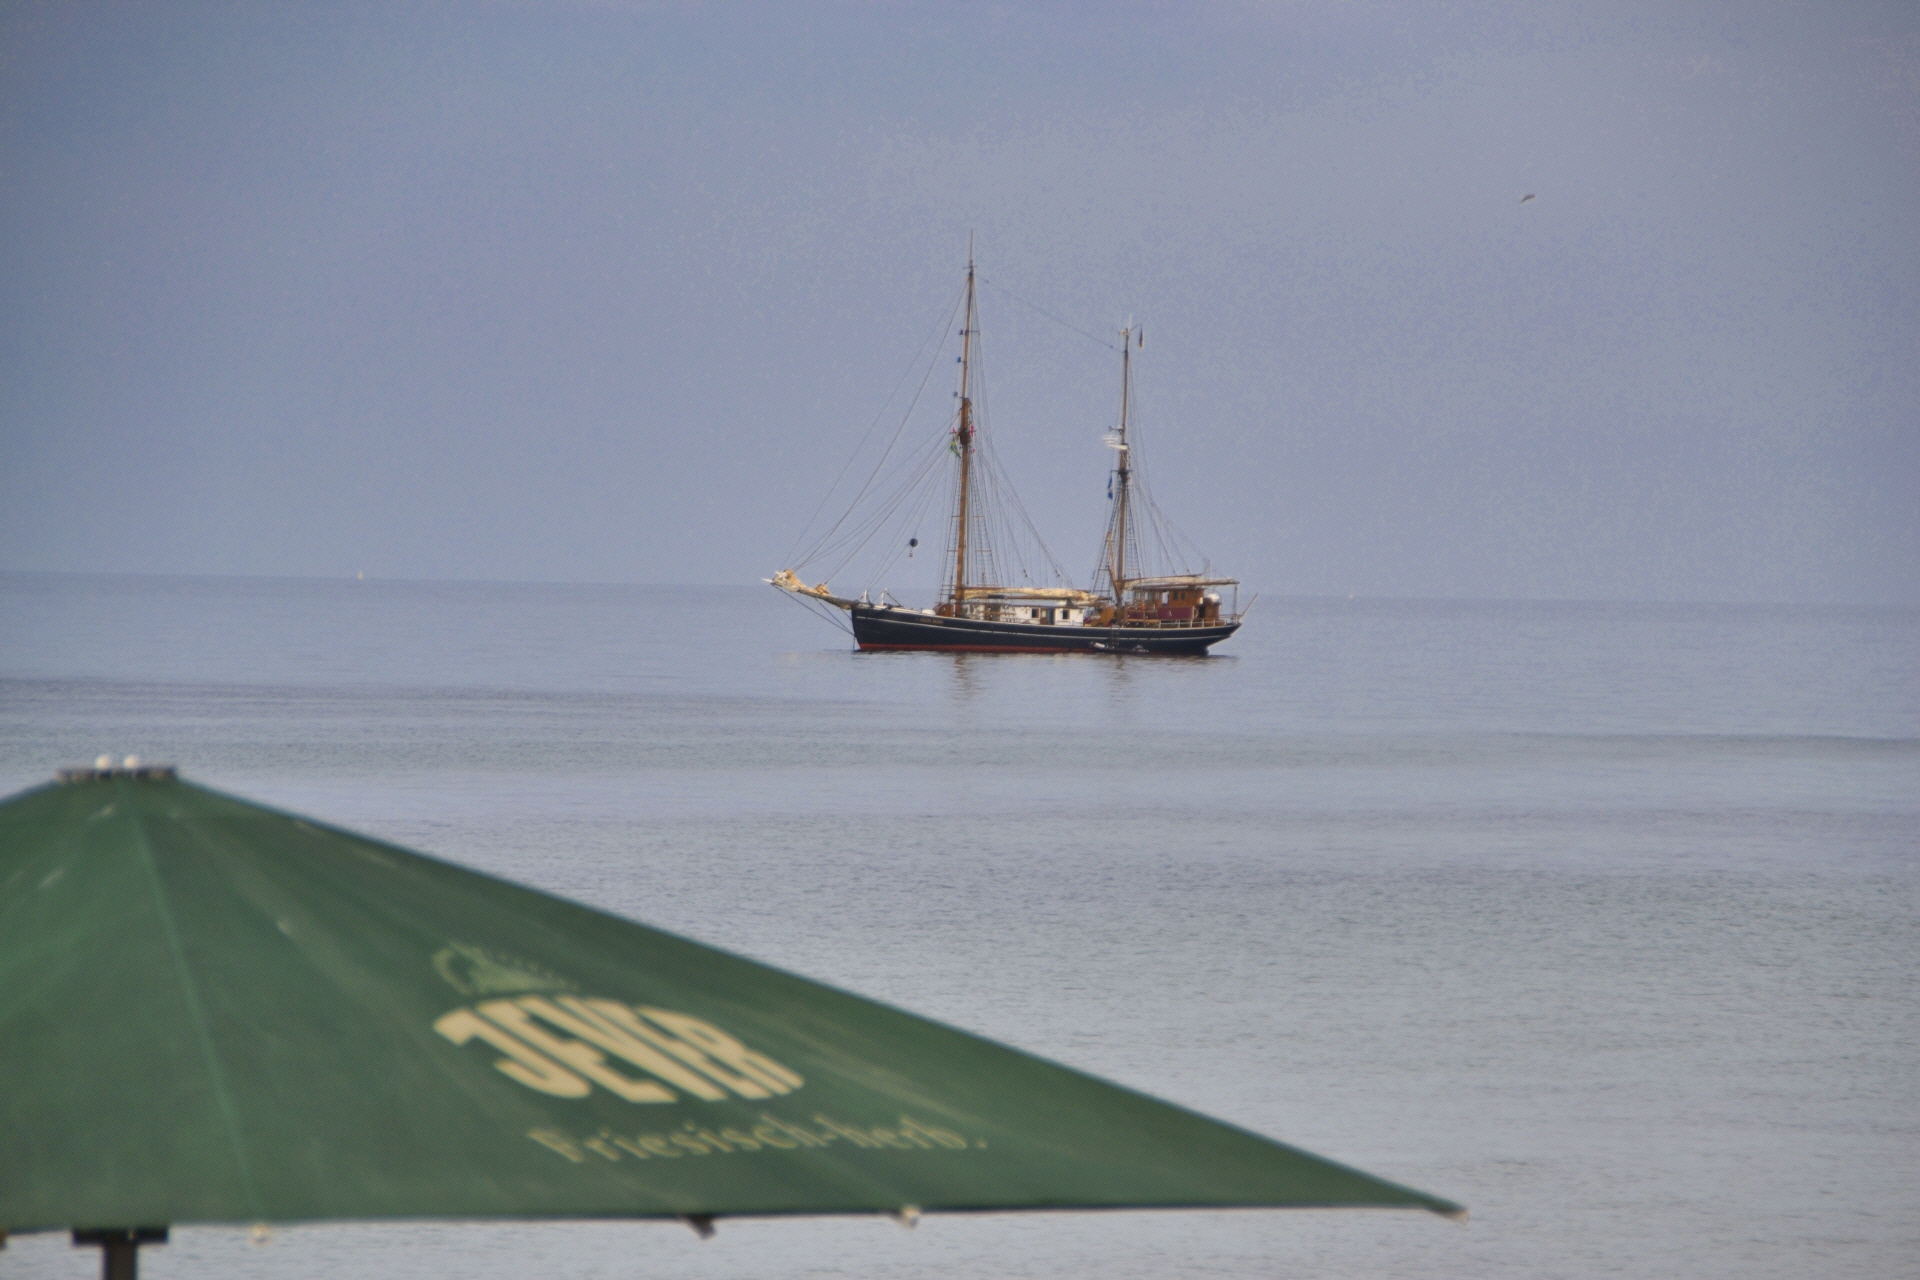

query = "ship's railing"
[
  {"left": 879, "top": 603, "right": 1238, "bottom": 629},
  {"left": 1106, "top": 616, "right": 1239, "bottom": 630},
  {"left": 981, "top": 614, "right": 1238, "bottom": 630}
]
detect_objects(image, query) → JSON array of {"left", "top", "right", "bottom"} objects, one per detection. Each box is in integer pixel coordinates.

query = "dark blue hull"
[{"left": 849, "top": 604, "right": 1239, "bottom": 655}]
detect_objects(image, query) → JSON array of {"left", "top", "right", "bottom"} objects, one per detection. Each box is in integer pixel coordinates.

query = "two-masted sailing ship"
[{"left": 772, "top": 252, "right": 1244, "bottom": 655}]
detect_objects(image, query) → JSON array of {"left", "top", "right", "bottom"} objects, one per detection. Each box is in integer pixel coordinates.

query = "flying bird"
[{"left": 1520, "top": 193, "right": 1536, "bottom": 204}]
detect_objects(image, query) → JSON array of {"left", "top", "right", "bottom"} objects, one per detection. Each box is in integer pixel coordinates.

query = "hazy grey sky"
[{"left": 4, "top": 1, "right": 1915, "bottom": 602}]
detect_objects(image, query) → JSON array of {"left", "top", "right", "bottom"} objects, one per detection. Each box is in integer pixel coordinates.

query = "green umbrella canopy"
[{"left": 1, "top": 770, "right": 1461, "bottom": 1235}]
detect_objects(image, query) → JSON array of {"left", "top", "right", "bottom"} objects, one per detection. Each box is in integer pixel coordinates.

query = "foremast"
[{"left": 948, "top": 245, "right": 978, "bottom": 614}]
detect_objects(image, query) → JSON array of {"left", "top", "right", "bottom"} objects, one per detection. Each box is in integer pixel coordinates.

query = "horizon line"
[{"left": 0, "top": 568, "right": 1910, "bottom": 611}]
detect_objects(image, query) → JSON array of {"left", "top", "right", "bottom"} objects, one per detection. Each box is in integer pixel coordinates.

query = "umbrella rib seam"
[{"left": 130, "top": 801, "right": 265, "bottom": 1220}]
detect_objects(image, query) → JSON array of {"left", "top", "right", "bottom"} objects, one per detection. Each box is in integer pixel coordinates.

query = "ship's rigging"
[
  {"left": 774, "top": 245, "right": 1244, "bottom": 655},
  {"left": 781, "top": 254, "right": 1080, "bottom": 624}
]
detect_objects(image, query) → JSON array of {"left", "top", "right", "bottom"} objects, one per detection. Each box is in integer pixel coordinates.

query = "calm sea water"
[{"left": 2, "top": 573, "right": 1916, "bottom": 1279}]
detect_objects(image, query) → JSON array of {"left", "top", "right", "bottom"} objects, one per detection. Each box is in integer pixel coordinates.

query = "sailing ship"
[{"left": 772, "top": 251, "right": 1244, "bottom": 655}]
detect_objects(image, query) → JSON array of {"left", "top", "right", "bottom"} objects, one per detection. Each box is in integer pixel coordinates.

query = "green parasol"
[{"left": 1, "top": 769, "right": 1460, "bottom": 1274}]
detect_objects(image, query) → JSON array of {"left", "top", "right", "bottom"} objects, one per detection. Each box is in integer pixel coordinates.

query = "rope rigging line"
[
  {"left": 1127, "top": 385, "right": 1208, "bottom": 576},
  {"left": 772, "top": 584, "right": 855, "bottom": 635},
  {"left": 1087, "top": 382, "right": 1209, "bottom": 591},
  {"left": 957, "top": 321, "right": 1076, "bottom": 591},
  {"left": 976, "top": 430, "right": 1074, "bottom": 587},
  {"left": 978, "top": 277, "right": 1122, "bottom": 354},
  {"left": 812, "top": 433, "right": 949, "bottom": 582},
  {"left": 862, "top": 463, "right": 948, "bottom": 592},
  {"left": 788, "top": 285, "right": 966, "bottom": 571},
  {"left": 833, "top": 447, "right": 945, "bottom": 577}
]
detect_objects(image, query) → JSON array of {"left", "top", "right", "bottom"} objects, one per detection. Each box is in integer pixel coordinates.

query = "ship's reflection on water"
[{"left": 871, "top": 644, "right": 1235, "bottom": 715}]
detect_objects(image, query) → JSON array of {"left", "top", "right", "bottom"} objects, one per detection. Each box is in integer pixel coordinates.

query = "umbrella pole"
[{"left": 72, "top": 1227, "right": 167, "bottom": 1280}]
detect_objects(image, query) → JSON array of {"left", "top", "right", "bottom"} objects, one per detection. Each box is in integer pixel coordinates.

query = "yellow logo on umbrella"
[{"left": 436, "top": 993, "right": 803, "bottom": 1103}]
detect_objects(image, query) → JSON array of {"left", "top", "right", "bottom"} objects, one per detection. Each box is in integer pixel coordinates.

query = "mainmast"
[
  {"left": 1106, "top": 324, "right": 1136, "bottom": 604},
  {"left": 949, "top": 243, "right": 977, "bottom": 613}
]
